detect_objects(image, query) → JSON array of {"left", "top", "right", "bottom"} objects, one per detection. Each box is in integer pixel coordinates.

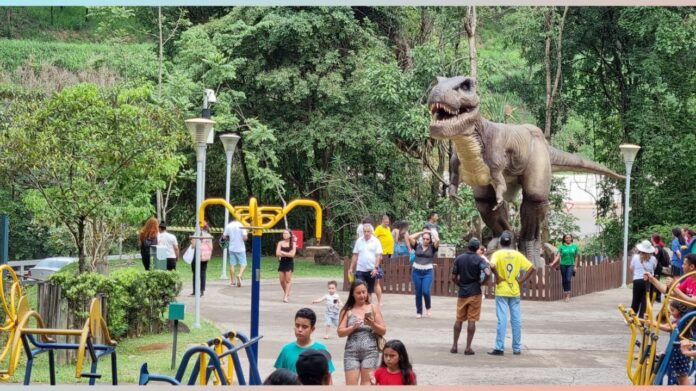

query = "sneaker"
[
  {"left": 513, "top": 351, "right": 521, "bottom": 355},
  {"left": 236, "top": 275, "right": 242, "bottom": 287},
  {"left": 487, "top": 349, "right": 504, "bottom": 356},
  {"left": 416, "top": 314, "right": 422, "bottom": 319}
]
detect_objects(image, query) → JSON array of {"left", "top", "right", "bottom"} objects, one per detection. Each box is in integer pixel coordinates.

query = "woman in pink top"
[{"left": 190, "top": 222, "right": 213, "bottom": 296}]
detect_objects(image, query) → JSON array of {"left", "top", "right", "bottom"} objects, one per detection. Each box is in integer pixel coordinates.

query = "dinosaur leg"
[
  {"left": 473, "top": 185, "right": 511, "bottom": 238},
  {"left": 519, "top": 156, "right": 551, "bottom": 268}
]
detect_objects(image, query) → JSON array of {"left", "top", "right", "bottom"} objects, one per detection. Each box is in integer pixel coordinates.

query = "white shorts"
[
  {"left": 325, "top": 312, "right": 339, "bottom": 327},
  {"left": 229, "top": 251, "right": 247, "bottom": 266}
]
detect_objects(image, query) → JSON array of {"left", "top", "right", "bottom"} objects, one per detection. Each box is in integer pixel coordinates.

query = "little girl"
[
  {"left": 371, "top": 340, "right": 416, "bottom": 385},
  {"left": 659, "top": 301, "right": 693, "bottom": 385}
]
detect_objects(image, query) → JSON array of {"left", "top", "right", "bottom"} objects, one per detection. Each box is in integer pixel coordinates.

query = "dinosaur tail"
[{"left": 549, "top": 147, "right": 625, "bottom": 180}]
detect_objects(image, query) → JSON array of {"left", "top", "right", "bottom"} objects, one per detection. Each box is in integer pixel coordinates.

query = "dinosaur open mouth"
[{"left": 430, "top": 102, "right": 474, "bottom": 123}]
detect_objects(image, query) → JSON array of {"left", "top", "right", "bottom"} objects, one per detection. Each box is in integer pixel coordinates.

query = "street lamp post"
[
  {"left": 620, "top": 143, "right": 641, "bottom": 288},
  {"left": 219, "top": 134, "right": 241, "bottom": 280},
  {"left": 185, "top": 117, "right": 215, "bottom": 328}
]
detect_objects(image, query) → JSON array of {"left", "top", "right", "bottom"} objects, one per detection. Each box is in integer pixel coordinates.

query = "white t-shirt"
[
  {"left": 631, "top": 254, "right": 657, "bottom": 280},
  {"left": 353, "top": 235, "right": 382, "bottom": 272},
  {"left": 158, "top": 231, "right": 178, "bottom": 259},
  {"left": 223, "top": 221, "right": 248, "bottom": 252}
]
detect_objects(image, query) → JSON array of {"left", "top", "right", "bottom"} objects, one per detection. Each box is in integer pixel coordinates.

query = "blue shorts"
[{"left": 229, "top": 251, "right": 247, "bottom": 266}]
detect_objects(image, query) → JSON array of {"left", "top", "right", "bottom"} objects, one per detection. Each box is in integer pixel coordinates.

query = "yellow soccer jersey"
[{"left": 491, "top": 249, "right": 533, "bottom": 297}]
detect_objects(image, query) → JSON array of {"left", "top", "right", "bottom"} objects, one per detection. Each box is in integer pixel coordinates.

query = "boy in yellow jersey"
[
  {"left": 488, "top": 231, "right": 536, "bottom": 356},
  {"left": 373, "top": 215, "right": 393, "bottom": 306}
]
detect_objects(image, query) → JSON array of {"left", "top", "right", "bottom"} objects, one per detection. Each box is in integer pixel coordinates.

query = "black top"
[
  {"left": 280, "top": 243, "right": 294, "bottom": 263},
  {"left": 452, "top": 251, "right": 488, "bottom": 297}
]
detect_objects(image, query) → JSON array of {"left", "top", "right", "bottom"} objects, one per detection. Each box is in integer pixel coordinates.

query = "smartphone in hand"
[{"left": 364, "top": 312, "right": 373, "bottom": 322}]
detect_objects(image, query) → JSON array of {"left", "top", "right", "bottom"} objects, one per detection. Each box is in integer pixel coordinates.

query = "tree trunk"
[
  {"left": 158, "top": 6, "right": 163, "bottom": 100},
  {"left": 77, "top": 217, "right": 87, "bottom": 273},
  {"left": 5, "top": 8, "right": 11, "bottom": 38},
  {"left": 237, "top": 135, "right": 254, "bottom": 198},
  {"left": 465, "top": 6, "right": 478, "bottom": 81},
  {"left": 543, "top": 6, "right": 569, "bottom": 141}
]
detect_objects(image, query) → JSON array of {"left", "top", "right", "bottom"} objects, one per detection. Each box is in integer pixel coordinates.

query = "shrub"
[{"left": 49, "top": 269, "right": 182, "bottom": 338}]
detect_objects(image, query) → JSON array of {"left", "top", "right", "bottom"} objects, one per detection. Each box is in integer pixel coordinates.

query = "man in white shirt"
[
  {"left": 223, "top": 218, "right": 248, "bottom": 287},
  {"left": 348, "top": 225, "right": 382, "bottom": 301},
  {"left": 157, "top": 222, "right": 179, "bottom": 270}
]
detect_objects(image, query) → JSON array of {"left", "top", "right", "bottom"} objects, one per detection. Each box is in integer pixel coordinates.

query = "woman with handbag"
[
  {"left": 138, "top": 217, "right": 159, "bottom": 271},
  {"left": 338, "top": 280, "right": 387, "bottom": 385},
  {"left": 189, "top": 222, "right": 213, "bottom": 296}
]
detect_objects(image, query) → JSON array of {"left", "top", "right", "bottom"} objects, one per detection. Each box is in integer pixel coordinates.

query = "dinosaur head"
[{"left": 428, "top": 76, "right": 481, "bottom": 139}]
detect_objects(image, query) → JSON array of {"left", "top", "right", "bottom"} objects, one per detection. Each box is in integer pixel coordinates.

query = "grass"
[
  {"left": 108, "top": 254, "right": 345, "bottom": 283},
  {"left": 7, "top": 313, "right": 221, "bottom": 385}
]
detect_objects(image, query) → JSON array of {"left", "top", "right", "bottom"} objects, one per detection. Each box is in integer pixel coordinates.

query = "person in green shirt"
[{"left": 550, "top": 234, "right": 579, "bottom": 302}]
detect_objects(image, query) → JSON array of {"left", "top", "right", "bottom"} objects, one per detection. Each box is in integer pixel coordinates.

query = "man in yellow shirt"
[
  {"left": 373, "top": 215, "right": 393, "bottom": 306},
  {"left": 488, "top": 231, "right": 535, "bottom": 356},
  {"left": 374, "top": 215, "right": 394, "bottom": 259}
]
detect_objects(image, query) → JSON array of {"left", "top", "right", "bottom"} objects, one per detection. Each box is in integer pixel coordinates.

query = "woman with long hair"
[
  {"left": 550, "top": 233, "right": 579, "bottom": 302},
  {"left": 408, "top": 229, "right": 440, "bottom": 318},
  {"left": 391, "top": 221, "right": 412, "bottom": 258},
  {"left": 138, "top": 217, "right": 159, "bottom": 271},
  {"left": 338, "top": 280, "right": 386, "bottom": 385},
  {"left": 275, "top": 229, "right": 296, "bottom": 303}
]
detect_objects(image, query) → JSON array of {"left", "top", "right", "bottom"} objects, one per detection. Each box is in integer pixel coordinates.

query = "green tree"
[{"left": 0, "top": 83, "right": 185, "bottom": 272}]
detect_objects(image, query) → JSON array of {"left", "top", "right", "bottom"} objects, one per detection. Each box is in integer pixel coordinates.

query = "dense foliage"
[
  {"left": 49, "top": 268, "right": 182, "bottom": 337},
  {"left": 1, "top": 6, "right": 694, "bottom": 260}
]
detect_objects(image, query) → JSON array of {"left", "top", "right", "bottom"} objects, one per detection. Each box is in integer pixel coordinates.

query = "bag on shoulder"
[{"left": 374, "top": 333, "right": 386, "bottom": 352}]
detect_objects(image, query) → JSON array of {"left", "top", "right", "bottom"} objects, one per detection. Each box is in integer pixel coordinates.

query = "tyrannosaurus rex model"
[{"left": 428, "top": 76, "right": 623, "bottom": 267}]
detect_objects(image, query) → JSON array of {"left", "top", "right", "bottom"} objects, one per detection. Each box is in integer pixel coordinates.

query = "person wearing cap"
[
  {"left": 629, "top": 239, "right": 657, "bottom": 318},
  {"left": 296, "top": 348, "right": 332, "bottom": 385},
  {"left": 451, "top": 237, "right": 491, "bottom": 355},
  {"left": 488, "top": 230, "right": 535, "bottom": 356},
  {"left": 157, "top": 221, "right": 179, "bottom": 270}
]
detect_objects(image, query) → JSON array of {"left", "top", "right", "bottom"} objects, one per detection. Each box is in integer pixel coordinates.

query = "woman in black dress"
[{"left": 275, "top": 230, "right": 296, "bottom": 303}]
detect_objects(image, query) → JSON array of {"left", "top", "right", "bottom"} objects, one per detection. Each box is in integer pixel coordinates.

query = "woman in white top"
[{"left": 630, "top": 240, "right": 657, "bottom": 318}]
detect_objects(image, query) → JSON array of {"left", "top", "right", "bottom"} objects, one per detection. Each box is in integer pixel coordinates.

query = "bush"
[{"left": 49, "top": 269, "right": 181, "bottom": 338}]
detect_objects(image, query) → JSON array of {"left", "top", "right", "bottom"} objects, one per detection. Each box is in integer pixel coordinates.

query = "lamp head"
[
  {"left": 619, "top": 143, "right": 641, "bottom": 164},
  {"left": 185, "top": 118, "right": 215, "bottom": 144},
  {"left": 220, "top": 133, "right": 241, "bottom": 154},
  {"left": 204, "top": 89, "right": 217, "bottom": 106}
]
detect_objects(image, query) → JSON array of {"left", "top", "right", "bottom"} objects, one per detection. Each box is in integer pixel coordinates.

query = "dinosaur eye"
[{"left": 459, "top": 78, "right": 473, "bottom": 91}]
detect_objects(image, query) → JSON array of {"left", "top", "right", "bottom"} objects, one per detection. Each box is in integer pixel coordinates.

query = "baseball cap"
[
  {"left": 500, "top": 231, "right": 514, "bottom": 247},
  {"left": 296, "top": 349, "right": 331, "bottom": 385},
  {"left": 468, "top": 237, "right": 481, "bottom": 250},
  {"left": 158, "top": 221, "right": 167, "bottom": 229}
]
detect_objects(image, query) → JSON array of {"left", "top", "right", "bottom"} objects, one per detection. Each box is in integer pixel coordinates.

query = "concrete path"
[{"left": 176, "top": 277, "right": 637, "bottom": 385}]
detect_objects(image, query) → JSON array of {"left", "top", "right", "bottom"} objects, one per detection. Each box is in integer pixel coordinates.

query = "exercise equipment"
[
  {"left": 618, "top": 271, "right": 696, "bottom": 385},
  {"left": 0, "top": 264, "right": 117, "bottom": 385},
  {"left": 139, "top": 331, "right": 262, "bottom": 386},
  {"left": 198, "top": 196, "right": 322, "bottom": 369}
]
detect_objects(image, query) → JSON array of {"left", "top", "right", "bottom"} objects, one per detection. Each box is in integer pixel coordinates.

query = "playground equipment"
[
  {"left": 139, "top": 331, "right": 262, "bottom": 386},
  {"left": 198, "top": 196, "right": 322, "bottom": 370},
  {"left": 618, "top": 271, "right": 696, "bottom": 385},
  {"left": 0, "top": 265, "right": 117, "bottom": 385}
]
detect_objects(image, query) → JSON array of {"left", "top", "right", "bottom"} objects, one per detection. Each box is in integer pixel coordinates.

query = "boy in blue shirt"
[{"left": 274, "top": 308, "right": 335, "bottom": 383}]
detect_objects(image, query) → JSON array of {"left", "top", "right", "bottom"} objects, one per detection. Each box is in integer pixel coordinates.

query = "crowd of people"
[{"left": 137, "top": 214, "right": 696, "bottom": 385}]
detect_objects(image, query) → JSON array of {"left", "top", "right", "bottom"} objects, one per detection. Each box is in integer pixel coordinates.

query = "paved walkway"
[{"left": 177, "top": 277, "right": 636, "bottom": 385}]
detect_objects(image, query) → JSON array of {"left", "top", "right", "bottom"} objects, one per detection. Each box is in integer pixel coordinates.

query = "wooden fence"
[{"left": 343, "top": 254, "right": 627, "bottom": 301}]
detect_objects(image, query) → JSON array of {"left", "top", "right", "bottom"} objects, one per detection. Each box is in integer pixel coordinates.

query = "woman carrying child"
[{"left": 338, "top": 280, "right": 387, "bottom": 385}]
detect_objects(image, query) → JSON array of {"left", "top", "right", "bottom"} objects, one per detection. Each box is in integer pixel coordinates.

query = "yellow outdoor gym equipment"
[
  {"left": 618, "top": 271, "right": 696, "bottom": 385},
  {"left": 198, "top": 196, "right": 322, "bottom": 371},
  {"left": 0, "top": 264, "right": 117, "bottom": 384}
]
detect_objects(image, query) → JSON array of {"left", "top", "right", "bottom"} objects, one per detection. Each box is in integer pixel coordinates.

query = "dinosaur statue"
[{"left": 428, "top": 76, "right": 624, "bottom": 267}]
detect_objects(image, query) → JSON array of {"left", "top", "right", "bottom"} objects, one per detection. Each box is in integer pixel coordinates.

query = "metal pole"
[
  {"left": 621, "top": 161, "right": 633, "bottom": 288},
  {"left": 194, "top": 142, "right": 206, "bottom": 328},
  {"left": 250, "top": 234, "right": 261, "bottom": 369},
  {"left": 222, "top": 151, "right": 233, "bottom": 279},
  {"left": 171, "top": 319, "right": 178, "bottom": 370}
]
